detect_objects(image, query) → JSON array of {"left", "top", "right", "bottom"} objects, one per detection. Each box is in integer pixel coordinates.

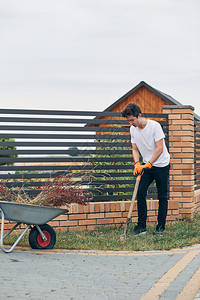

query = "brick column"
[{"left": 162, "top": 105, "right": 195, "bottom": 219}]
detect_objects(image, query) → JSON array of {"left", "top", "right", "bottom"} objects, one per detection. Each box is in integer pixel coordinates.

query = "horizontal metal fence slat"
[
  {"left": 0, "top": 116, "right": 128, "bottom": 124},
  {"left": 0, "top": 133, "right": 131, "bottom": 140},
  {"left": 0, "top": 141, "right": 132, "bottom": 147},
  {"left": 0, "top": 156, "right": 133, "bottom": 163},
  {"left": 0, "top": 149, "right": 132, "bottom": 155},
  {"left": 0, "top": 125, "right": 130, "bottom": 132},
  {"left": 0, "top": 171, "right": 134, "bottom": 180},
  {"left": 9, "top": 190, "right": 157, "bottom": 201},
  {"left": 4, "top": 179, "right": 139, "bottom": 187},
  {"left": 0, "top": 109, "right": 167, "bottom": 118},
  {"left": 88, "top": 186, "right": 157, "bottom": 193},
  {"left": 92, "top": 193, "right": 158, "bottom": 201},
  {"left": 0, "top": 164, "right": 134, "bottom": 171},
  {"left": 0, "top": 109, "right": 122, "bottom": 117}
]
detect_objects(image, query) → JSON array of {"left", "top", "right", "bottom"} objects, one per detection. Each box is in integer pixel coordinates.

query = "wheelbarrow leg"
[{"left": 0, "top": 208, "right": 31, "bottom": 253}]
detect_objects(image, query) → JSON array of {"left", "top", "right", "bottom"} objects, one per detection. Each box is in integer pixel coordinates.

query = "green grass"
[{"left": 3, "top": 213, "right": 200, "bottom": 251}]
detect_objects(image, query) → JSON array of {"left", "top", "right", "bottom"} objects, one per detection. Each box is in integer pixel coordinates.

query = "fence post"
[{"left": 162, "top": 105, "right": 195, "bottom": 219}]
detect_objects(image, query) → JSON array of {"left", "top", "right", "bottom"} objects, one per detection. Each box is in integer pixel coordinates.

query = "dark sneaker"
[
  {"left": 130, "top": 225, "right": 146, "bottom": 235},
  {"left": 153, "top": 227, "right": 164, "bottom": 235}
]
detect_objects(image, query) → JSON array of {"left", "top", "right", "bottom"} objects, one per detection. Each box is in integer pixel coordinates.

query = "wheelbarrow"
[{"left": 0, "top": 201, "right": 68, "bottom": 253}]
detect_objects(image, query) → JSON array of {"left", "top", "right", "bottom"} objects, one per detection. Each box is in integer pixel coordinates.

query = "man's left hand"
[{"left": 141, "top": 162, "right": 152, "bottom": 170}]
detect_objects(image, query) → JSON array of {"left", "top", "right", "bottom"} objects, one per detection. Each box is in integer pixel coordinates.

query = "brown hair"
[{"left": 121, "top": 103, "right": 141, "bottom": 118}]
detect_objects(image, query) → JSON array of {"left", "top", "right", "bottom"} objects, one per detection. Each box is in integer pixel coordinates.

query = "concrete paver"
[{"left": 0, "top": 246, "right": 200, "bottom": 299}]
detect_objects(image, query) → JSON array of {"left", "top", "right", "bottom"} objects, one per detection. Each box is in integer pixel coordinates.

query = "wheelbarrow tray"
[
  {"left": 0, "top": 201, "right": 69, "bottom": 253},
  {"left": 0, "top": 201, "right": 68, "bottom": 225}
]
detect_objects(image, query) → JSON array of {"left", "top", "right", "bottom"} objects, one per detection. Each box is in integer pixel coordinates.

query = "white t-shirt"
[{"left": 130, "top": 119, "right": 170, "bottom": 167}]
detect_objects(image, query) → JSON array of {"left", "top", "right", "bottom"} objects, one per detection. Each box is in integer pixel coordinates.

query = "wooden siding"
[{"left": 108, "top": 86, "right": 169, "bottom": 114}]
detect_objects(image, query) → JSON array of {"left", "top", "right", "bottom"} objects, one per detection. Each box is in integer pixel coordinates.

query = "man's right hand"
[{"left": 133, "top": 161, "right": 143, "bottom": 176}]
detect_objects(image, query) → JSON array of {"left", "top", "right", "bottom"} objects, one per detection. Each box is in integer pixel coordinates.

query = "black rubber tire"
[{"left": 29, "top": 224, "right": 56, "bottom": 249}]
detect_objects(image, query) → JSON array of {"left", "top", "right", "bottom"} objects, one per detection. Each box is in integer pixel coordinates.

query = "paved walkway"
[{"left": 0, "top": 245, "right": 200, "bottom": 299}]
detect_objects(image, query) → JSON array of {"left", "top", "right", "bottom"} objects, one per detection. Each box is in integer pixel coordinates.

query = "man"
[{"left": 122, "top": 103, "right": 170, "bottom": 235}]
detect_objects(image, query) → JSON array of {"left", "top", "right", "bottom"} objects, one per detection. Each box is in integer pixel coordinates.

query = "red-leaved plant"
[{"left": 0, "top": 174, "right": 92, "bottom": 207}]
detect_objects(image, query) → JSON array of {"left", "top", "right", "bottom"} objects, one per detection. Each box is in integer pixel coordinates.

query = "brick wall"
[{"left": 163, "top": 105, "right": 195, "bottom": 218}]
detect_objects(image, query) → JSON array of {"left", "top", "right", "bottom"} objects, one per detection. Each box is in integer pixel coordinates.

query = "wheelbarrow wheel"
[{"left": 29, "top": 224, "right": 56, "bottom": 249}]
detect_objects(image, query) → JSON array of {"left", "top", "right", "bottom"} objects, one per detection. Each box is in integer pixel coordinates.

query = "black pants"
[{"left": 137, "top": 164, "right": 170, "bottom": 229}]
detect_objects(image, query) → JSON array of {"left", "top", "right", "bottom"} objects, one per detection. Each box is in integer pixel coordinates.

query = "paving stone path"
[{"left": 0, "top": 245, "right": 200, "bottom": 299}]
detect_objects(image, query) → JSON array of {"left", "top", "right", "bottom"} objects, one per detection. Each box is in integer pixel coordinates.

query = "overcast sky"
[{"left": 1, "top": 0, "right": 200, "bottom": 116}]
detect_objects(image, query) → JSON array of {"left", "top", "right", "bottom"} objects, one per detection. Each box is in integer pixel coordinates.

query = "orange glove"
[
  {"left": 142, "top": 162, "right": 152, "bottom": 170},
  {"left": 133, "top": 161, "right": 143, "bottom": 176}
]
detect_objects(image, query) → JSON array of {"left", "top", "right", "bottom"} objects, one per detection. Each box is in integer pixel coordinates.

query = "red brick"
[
  {"left": 182, "top": 191, "right": 194, "bottom": 197},
  {"left": 179, "top": 208, "right": 193, "bottom": 214},
  {"left": 173, "top": 130, "right": 193, "bottom": 136},
  {"left": 168, "top": 114, "right": 181, "bottom": 119},
  {"left": 73, "top": 204, "right": 79, "bottom": 213},
  {"left": 79, "top": 219, "right": 96, "bottom": 226},
  {"left": 173, "top": 186, "right": 194, "bottom": 192},
  {"left": 122, "top": 211, "right": 137, "bottom": 218},
  {"left": 172, "top": 119, "right": 193, "bottom": 125},
  {"left": 182, "top": 203, "right": 193, "bottom": 208},
  {"left": 120, "top": 202, "right": 126, "bottom": 212},
  {"left": 182, "top": 159, "right": 194, "bottom": 164},
  {"left": 79, "top": 205, "right": 84, "bottom": 213},
  {"left": 183, "top": 170, "right": 194, "bottom": 175},
  {"left": 84, "top": 205, "right": 90, "bottom": 213},
  {"left": 105, "top": 212, "right": 122, "bottom": 218},
  {"left": 90, "top": 203, "right": 95, "bottom": 213},
  {"left": 68, "top": 214, "right": 87, "bottom": 220},
  {"left": 182, "top": 114, "right": 194, "bottom": 120},
  {"left": 105, "top": 202, "right": 110, "bottom": 212},
  {"left": 113, "top": 218, "right": 126, "bottom": 224},
  {"left": 170, "top": 181, "right": 182, "bottom": 186},
  {"left": 60, "top": 220, "right": 78, "bottom": 226},
  {"left": 148, "top": 211, "right": 156, "bottom": 216},
  {"left": 94, "top": 203, "right": 100, "bottom": 212},
  {"left": 54, "top": 214, "right": 68, "bottom": 221},
  {"left": 88, "top": 213, "right": 104, "bottom": 219},
  {"left": 115, "top": 202, "right": 121, "bottom": 212},
  {"left": 148, "top": 216, "right": 157, "bottom": 222},
  {"left": 181, "top": 136, "right": 194, "bottom": 142},
  {"left": 97, "top": 218, "right": 113, "bottom": 225},
  {"left": 110, "top": 202, "right": 116, "bottom": 212},
  {"left": 171, "top": 108, "right": 193, "bottom": 114},
  {"left": 170, "top": 148, "right": 182, "bottom": 153},
  {"left": 48, "top": 221, "right": 59, "bottom": 227},
  {"left": 169, "top": 137, "right": 181, "bottom": 141},
  {"left": 173, "top": 153, "right": 194, "bottom": 159},
  {"left": 169, "top": 125, "right": 181, "bottom": 131},
  {"left": 99, "top": 202, "right": 105, "bottom": 212},
  {"left": 170, "top": 192, "right": 182, "bottom": 197},
  {"left": 173, "top": 142, "right": 194, "bottom": 148}
]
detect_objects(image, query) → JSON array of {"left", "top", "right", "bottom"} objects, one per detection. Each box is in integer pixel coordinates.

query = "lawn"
[{"left": 3, "top": 213, "right": 200, "bottom": 251}]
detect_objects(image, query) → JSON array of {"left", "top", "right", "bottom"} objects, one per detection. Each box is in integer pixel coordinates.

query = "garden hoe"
[{"left": 121, "top": 174, "right": 142, "bottom": 241}]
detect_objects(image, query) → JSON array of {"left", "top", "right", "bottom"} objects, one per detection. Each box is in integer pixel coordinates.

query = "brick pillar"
[{"left": 162, "top": 105, "right": 195, "bottom": 219}]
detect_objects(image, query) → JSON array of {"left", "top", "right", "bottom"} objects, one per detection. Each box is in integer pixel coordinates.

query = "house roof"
[{"left": 104, "top": 81, "right": 200, "bottom": 121}]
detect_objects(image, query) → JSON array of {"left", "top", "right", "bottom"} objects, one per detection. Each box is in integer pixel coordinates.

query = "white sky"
[{"left": 1, "top": 0, "right": 200, "bottom": 116}]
